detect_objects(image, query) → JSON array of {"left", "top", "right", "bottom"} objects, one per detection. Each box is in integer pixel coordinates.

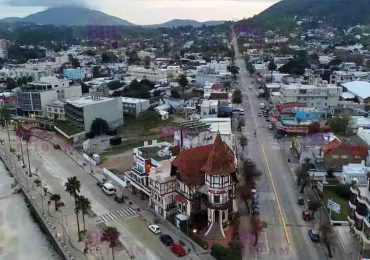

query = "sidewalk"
[{"left": 1, "top": 132, "right": 131, "bottom": 260}]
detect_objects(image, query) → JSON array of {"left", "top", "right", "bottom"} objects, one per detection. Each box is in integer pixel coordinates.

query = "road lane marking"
[{"left": 261, "top": 145, "right": 291, "bottom": 246}]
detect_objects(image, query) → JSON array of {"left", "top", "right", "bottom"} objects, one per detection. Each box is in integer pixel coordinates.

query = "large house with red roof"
[{"left": 322, "top": 136, "right": 368, "bottom": 171}]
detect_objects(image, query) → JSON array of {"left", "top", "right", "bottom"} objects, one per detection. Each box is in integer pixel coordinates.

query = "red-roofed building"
[
  {"left": 172, "top": 135, "right": 237, "bottom": 240},
  {"left": 322, "top": 136, "right": 369, "bottom": 171}
]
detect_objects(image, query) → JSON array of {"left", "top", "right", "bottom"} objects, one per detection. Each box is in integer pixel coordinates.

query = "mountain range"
[
  {"left": 245, "top": 0, "right": 370, "bottom": 28},
  {"left": 0, "top": 6, "right": 225, "bottom": 27}
]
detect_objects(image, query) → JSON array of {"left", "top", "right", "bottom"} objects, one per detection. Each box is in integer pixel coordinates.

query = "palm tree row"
[{"left": 64, "top": 176, "right": 91, "bottom": 241}]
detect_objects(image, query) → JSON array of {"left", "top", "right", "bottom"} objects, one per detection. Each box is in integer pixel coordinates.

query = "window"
[
  {"left": 214, "top": 195, "right": 220, "bottom": 203},
  {"left": 332, "top": 155, "right": 339, "bottom": 159},
  {"left": 341, "top": 155, "right": 348, "bottom": 159}
]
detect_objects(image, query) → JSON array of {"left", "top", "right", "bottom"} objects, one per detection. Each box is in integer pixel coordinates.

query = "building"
[
  {"left": 322, "top": 136, "right": 369, "bottom": 171},
  {"left": 63, "top": 68, "right": 85, "bottom": 80},
  {"left": 200, "top": 100, "right": 218, "bottom": 118},
  {"left": 16, "top": 88, "right": 58, "bottom": 117},
  {"left": 0, "top": 64, "right": 54, "bottom": 81},
  {"left": 45, "top": 100, "right": 65, "bottom": 121},
  {"left": 127, "top": 66, "right": 167, "bottom": 82},
  {"left": 172, "top": 135, "right": 237, "bottom": 239},
  {"left": 121, "top": 97, "right": 150, "bottom": 117},
  {"left": 173, "top": 120, "right": 213, "bottom": 149},
  {"left": 64, "top": 95, "right": 124, "bottom": 132},
  {"left": 0, "top": 39, "right": 7, "bottom": 59},
  {"left": 348, "top": 180, "right": 370, "bottom": 250},
  {"left": 341, "top": 81, "right": 370, "bottom": 103},
  {"left": 340, "top": 161, "right": 368, "bottom": 185},
  {"left": 278, "top": 82, "right": 342, "bottom": 110}
]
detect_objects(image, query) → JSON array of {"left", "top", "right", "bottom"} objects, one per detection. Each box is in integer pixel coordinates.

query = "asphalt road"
[{"left": 231, "top": 30, "right": 348, "bottom": 260}]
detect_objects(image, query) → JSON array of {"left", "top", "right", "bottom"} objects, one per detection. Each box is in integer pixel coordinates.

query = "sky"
[{"left": 0, "top": 0, "right": 279, "bottom": 24}]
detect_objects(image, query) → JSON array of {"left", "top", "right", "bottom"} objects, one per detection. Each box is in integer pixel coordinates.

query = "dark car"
[
  {"left": 53, "top": 144, "right": 61, "bottom": 149},
  {"left": 97, "top": 180, "right": 105, "bottom": 188},
  {"left": 308, "top": 229, "right": 320, "bottom": 242},
  {"left": 274, "top": 134, "right": 284, "bottom": 139},
  {"left": 159, "top": 234, "right": 174, "bottom": 246},
  {"left": 171, "top": 244, "right": 186, "bottom": 257}
]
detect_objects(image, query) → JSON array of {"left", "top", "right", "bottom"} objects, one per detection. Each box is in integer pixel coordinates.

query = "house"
[
  {"left": 322, "top": 136, "right": 369, "bottom": 171},
  {"left": 16, "top": 88, "right": 58, "bottom": 117},
  {"left": 45, "top": 100, "right": 65, "bottom": 121},
  {"left": 341, "top": 81, "right": 370, "bottom": 103},
  {"left": 121, "top": 97, "right": 150, "bottom": 117},
  {"left": 200, "top": 100, "right": 218, "bottom": 118},
  {"left": 172, "top": 135, "right": 237, "bottom": 239},
  {"left": 348, "top": 179, "right": 370, "bottom": 248},
  {"left": 63, "top": 68, "right": 85, "bottom": 80},
  {"left": 339, "top": 161, "right": 368, "bottom": 185}
]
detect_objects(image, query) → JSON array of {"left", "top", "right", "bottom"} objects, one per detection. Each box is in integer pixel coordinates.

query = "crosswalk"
[{"left": 97, "top": 208, "right": 138, "bottom": 224}]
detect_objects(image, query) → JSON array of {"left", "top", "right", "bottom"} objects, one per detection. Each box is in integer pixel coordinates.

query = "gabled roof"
[
  {"left": 322, "top": 137, "right": 368, "bottom": 156},
  {"left": 172, "top": 135, "right": 235, "bottom": 186}
]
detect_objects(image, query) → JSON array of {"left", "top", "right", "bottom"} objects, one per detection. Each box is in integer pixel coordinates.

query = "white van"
[{"left": 102, "top": 183, "right": 116, "bottom": 195}]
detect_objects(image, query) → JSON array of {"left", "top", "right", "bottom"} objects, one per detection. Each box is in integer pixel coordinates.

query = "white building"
[
  {"left": 65, "top": 95, "right": 124, "bottom": 132},
  {"left": 200, "top": 100, "right": 218, "bottom": 118},
  {"left": 121, "top": 97, "right": 150, "bottom": 117},
  {"left": 0, "top": 63, "right": 54, "bottom": 81},
  {"left": 195, "top": 60, "right": 231, "bottom": 86},
  {"left": 45, "top": 100, "right": 65, "bottom": 120},
  {"left": 278, "top": 82, "right": 342, "bottom": 110},
  {"left": 340, "top": 161, "right": 368, "bottom": 185},
  {"left": 127, "top": 66, "right": 167, "bottom": 82},
  {"left": 341, "top": 81, "right": 370, "bottom": 103},
  {"left": 0, "top": 39, "right": 7, "bottom": 59}
]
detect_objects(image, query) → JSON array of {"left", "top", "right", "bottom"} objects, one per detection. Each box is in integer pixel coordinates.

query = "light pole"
[{"left": 17, "top": 122, "right": 25, "bottom": 164}]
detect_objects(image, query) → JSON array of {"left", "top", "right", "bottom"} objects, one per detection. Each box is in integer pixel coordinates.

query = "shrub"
[{"left": 333, "top": 184, "right": 351, "bottom": 200}]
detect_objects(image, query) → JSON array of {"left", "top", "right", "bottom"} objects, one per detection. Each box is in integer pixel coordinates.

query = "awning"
[{"left": 175, "top": 194, "right": 188, "bottom": 203}]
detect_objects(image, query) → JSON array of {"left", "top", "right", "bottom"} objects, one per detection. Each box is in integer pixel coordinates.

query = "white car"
[{"left": 148, "top": 224, "right": 161, "bottom": 234}]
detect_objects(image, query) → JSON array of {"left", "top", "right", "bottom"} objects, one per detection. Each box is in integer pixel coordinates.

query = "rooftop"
[
  {"left": 121, "top": 97, "right": 149, "bottom": 104},
  {"left": 174, "top": 120, "right": 210, "bottom": 135},
  {"left": 137, "top": 143, "right": 172, "bottom": 161},
  {"left": 66, "top": 95, "right": 115, "bottom": 108},
  {"left": 342, "top": 81, "right": 370, "bottom": 99}
]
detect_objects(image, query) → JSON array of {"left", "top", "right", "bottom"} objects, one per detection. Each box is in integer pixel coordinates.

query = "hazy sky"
[{"left": 0, "top": 0, "right": 279, "bottom": 24}]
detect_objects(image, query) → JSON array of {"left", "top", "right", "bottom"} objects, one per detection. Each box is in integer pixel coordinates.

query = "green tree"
[
  {"left": 90, "top": 118, "right": 109, "bottom": 136},
  {"left": 227, "top": 65, "right": 240, "bottom": 81},
  {"left": 232, "top": 89, "right": 242, "bottom": 104},
  {"left": 178, "top": 74, "right": 188, "bottom": 94},
  {"left": 107, "top": 80, "right": 124, "bottom": 90},
  {"left": 5, "top": 77, "right": 17, "bottom": 90},
  {"left": 68, "top": 54, "right": 80, "bottom": 68},
  {"left": 102, "top": 52, "right": 118, "bottom": 63},
  {"left": 65, "top": 176, "right": 82, "bottom": 241},
  {"left": 327, "top": 116, "right": 349, "bottom": 134},
  {"left": 101, "top": 226, "right": 120, "bottom": 260},
  {"left": 0, "top": 107, "right": 11, "bottom": 123},
  {"left": 170, "top": 89, "right": 181, "bottom": 99},
  {"left": 246, "top": 62, "right": 256, "bottom": 74},
  {"left": 50, "top": 193, "right": 61, "bottom": 211}
]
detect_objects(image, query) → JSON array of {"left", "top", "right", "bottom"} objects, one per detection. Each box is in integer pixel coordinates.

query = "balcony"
[{"left": 205, "top": 200, "right": 231, "bottom": 210}]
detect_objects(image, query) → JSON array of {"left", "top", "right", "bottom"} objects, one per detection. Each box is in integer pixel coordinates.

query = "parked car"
[
  {"left": 171, "top": 244, "right": 186, "bottom": 257},
  {"left": 53, "top": 144, "right": 60, "bottom": 149},
  {"left": 302, "top": 210, "right": 311, "bottom": 221},
  {"left": 114, "top": 195, "right": 125, "bottom": 203},
  {"left": 148, "top": 224, "right": 161, "bottom": 234},
  {"left": 97, "top": 180, "right": 105, "bottom": 188},
  {"left": 102, "top": 183, "right": 116, "bottom": 195},
  {"left": 258, "top": 112, "right": 262, "bottom": 117},
  {"left": 159, "top": 234, "right": 174, "bottom": 246},
  {"left": 308, "top": 229, "right": 320, "bottom": 242}
]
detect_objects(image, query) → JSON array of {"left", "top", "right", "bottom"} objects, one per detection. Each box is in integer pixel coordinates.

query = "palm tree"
[
  {"left": 65, "top": 176, "right": 82, "bottom": 240},
  {"left": 78, "top": 196, "right": 91, "bottom": 231},
  {"left": 50, "top": 194, "right": 61, "bottom": 211},
  {"left": 101, "top": 226, "right": 120, "bottom": 260}
]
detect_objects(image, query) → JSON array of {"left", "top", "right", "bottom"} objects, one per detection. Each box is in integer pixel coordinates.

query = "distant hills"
[
  {"left": 0, "top": 6, "right": 224, "bottom": 28},
  {"left": 244, "top": 0, "right": 370, "bottom": 28}
]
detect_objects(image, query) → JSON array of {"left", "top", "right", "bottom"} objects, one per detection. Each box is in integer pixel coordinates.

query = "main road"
[{"left": 231, "top": 29, "right": 348, "bottom": 260}]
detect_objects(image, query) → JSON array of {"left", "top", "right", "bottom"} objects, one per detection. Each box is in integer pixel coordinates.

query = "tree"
[
  {"left": 329, "top": 57, "right": 342, "bottom": 67},
  {"left": 308, "top": 197, "right": 322, "bottom": 219},
  {"left": 232, "top": 89, "right": 242, "bottom": 104},
  {"left": 327, "top": 116, "right": 349, "bottom": 134},
  {"left": 102, "top": 52, "right": 118, "bottom": 63},
  {"left": 170, "top": 89, "right": 181, "bottom": 99},
  {"left": 78, "top": 196, "right": 91, "bottom": 231},
  {"left": 246, "top": 62, "right": 256, "bottom": 74},
  {"left": 65, "top": 176, "right": 82, "bottom": 241},
  {"left": 295, "top": 158, "right": 310, "bottom": 186},
  {"left": 101, "top": 226, "right": 120, "bottom": 260},
  {"left": 107, "top": 80, "right": 124, "bottom": 91},
  {"left": 308, "top": 122, "right": 320, "bottom": 133},
  {"left": 143, "top": 55, "right": 151, "bottom": 68},
  {"left": 227, "top": 65, "right": 239, "bottom": 81},
  {"left": 90, "top": 118, "right": 109, "bottom": 136},
  {"left": 267, "top": 60, "right": 277, "bottom": 82},
  {"left": 50, "top": 193, "right": 61, "bottom": 211},
  {"left": 178, "top": 74, "right": 188, "bottom": 94},
  {"left": 68, "top": 54, "right": 80, "bottom": 68},
  {"left": 319, "top": 220, "right": 333, "bottom": 258},
  {"left": 250, "top": 214, "right": 264, "bottom": 246},
  {"left": 5, "top": 77, "right": 17, "bottom": 90},
  {"left": 0, "top": 107, "right": 11, "bottom": 123},
  {"left": 240, "top": 135, "right": 247, "bottom": 151},
  {"left": 240, "top": 159, "right": 262, "bottom": 213},
  {"left": 92, "top": 66, "right": 102, "bottom": 78}
]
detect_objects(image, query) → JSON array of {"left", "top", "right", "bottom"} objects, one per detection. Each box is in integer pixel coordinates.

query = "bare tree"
[
  {"left": 308, "top": 197, "right": 322, "bottom": 219},
  {"left": 320, "top": 220, "right": 333, "bottom": 258}
]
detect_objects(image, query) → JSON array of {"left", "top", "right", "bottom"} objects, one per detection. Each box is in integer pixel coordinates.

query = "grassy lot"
[
  {"left": 321, "top": 186, "right": 349, "bottom": 221},
  {"left": 102, "top": 112, "right": 182, "bottom": 157}
]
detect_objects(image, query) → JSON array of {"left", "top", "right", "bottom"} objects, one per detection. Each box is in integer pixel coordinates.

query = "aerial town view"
[{"left": 2, "top": 0, "right": 370, "bottom": 259}]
